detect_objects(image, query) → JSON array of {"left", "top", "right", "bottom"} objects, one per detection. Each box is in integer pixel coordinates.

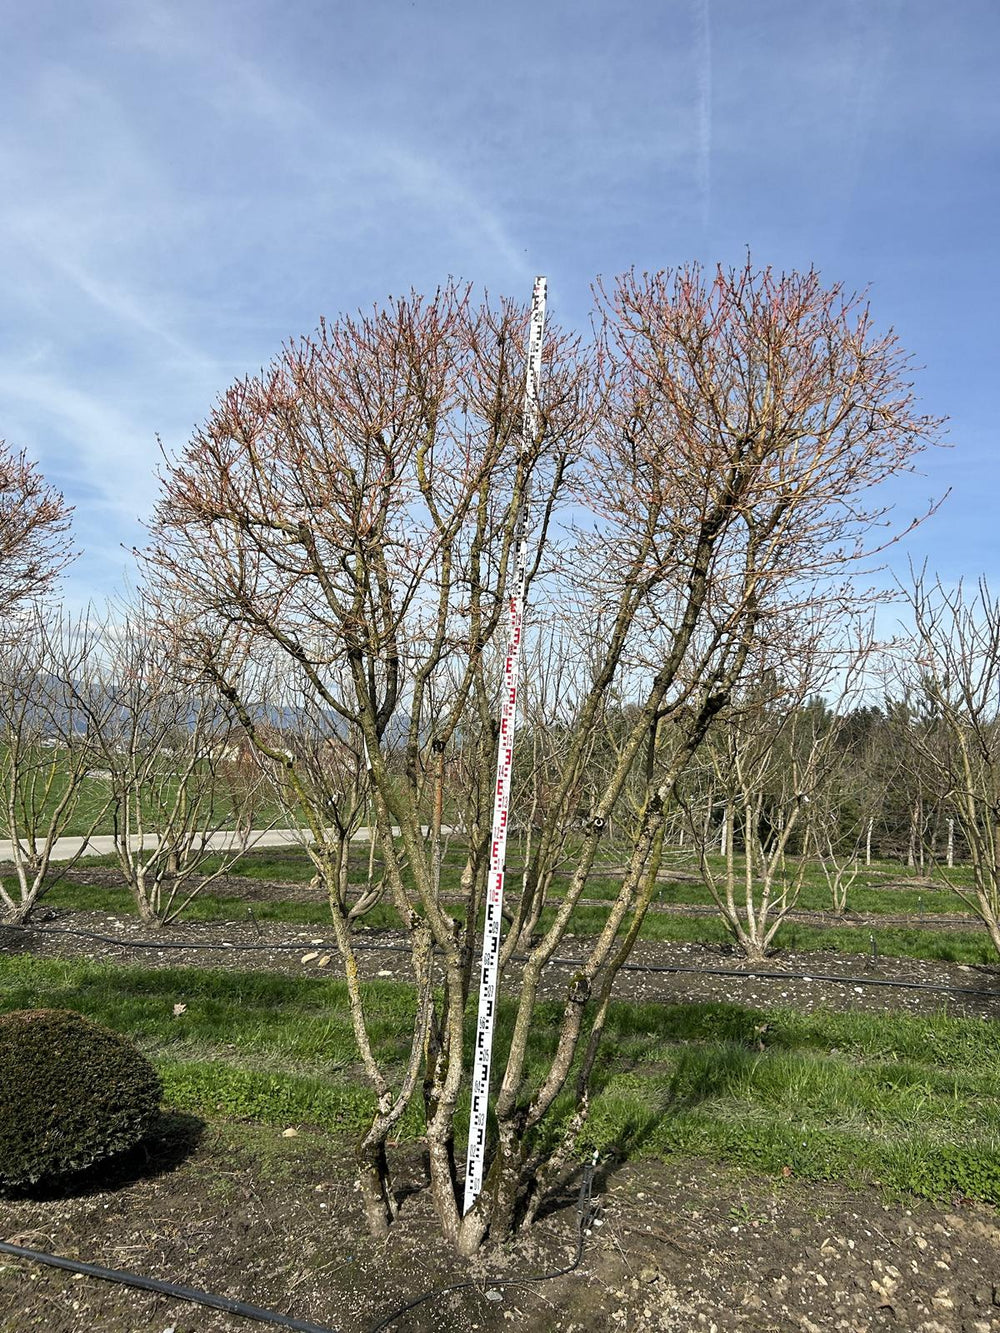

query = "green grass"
[
  {"left": 544, "top": 900, "right": 997, "bottom": 965},
  {"left": 3, "top": 953, "right": 1000, "bottom": 1206},
  {"left": 579, "top": 859, "right": 975, "bottom": 918},
  {"left": 210, "top": 842, "right": 982, "bottom": 922},
  {"left": 0, "top": 744, "right": 289, "bottom": 839},
  {"left": 41, "top": 876, "right": 408, "bottom": 931}
]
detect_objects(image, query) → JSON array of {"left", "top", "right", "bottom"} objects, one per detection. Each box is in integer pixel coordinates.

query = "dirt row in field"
[{"left": 3, "top": 907, "right": 998, "bottom": 1020}]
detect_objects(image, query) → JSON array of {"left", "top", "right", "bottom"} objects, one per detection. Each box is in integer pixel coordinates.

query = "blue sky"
[{"left": 0, "top": 0, "right": 996, "bottom": 608}]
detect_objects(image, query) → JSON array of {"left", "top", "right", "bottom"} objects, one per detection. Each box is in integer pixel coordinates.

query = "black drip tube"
[{"left": 0, "top": 1239, "right": 342, "bottom": 1332}]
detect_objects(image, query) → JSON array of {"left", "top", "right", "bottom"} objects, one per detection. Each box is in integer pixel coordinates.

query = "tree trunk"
[
  {"left": 907, "top": 800, "right": 918, "bottom": 869},
  {"left": 738, "top": 936, "right": 768, "bottom": 964},
  {"left": 3, "top": 897, "right": 35, "bottom": 927},
  {"left": 355, "top": 1136, "right": 396, "bottom": 1240}
]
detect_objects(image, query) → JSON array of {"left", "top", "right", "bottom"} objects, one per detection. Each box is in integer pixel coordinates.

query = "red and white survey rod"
[{"left": 463, "top": 275, "right": 547, "bottom": 1213}]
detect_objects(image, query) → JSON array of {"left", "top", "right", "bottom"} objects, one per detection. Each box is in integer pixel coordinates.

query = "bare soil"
[
  {"left": 2, "top": 882, "right": 1000, "bottom": 1331},
  {"left": 2, "top": 1119, "right": 999, "bottom": 1332}
]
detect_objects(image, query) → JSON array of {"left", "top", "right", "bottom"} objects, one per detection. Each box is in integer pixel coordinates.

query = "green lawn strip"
[
  {"left": 159, "top": 1060, "right": 424, "bottom": 1139},
  {"left": 179, "top": 895, "right": 407, "bottom": 931},
  {"left": 575, "top": 1087, "right": 1000, "bottom": 1202},
  {"left": 775, "top": 921, "right": 995, "bottom": 965},
  {"left": 2, "top": 757, "right": 287, "bottom": 839},
  {"left": 3, "top": 955, "right": 1000, "bottom": 1203},
  {"left": 594, "top": 999, "right": 1000, "bottom": 1073},
  {"left": 551, "top": 902, "right": 998, "bottom": 964},
  {"left": 578, "top": 872, "right": 968, "bottom": 918},
  {"left": 0, "top": 955, "right": 417, "bottom": 1067},
  {"left": 40, "top": 877, "right": 408, "bottom": 930},
  {"left": 43, "top": 880, "right": 135, "bottom": 913}
]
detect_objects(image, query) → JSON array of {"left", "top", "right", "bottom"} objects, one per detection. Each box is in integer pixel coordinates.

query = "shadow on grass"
[
  {"left": 532, "top": 1021, "right": 768, "bottom": 1226},
  {"left": 0, "top": 1110, "right": 205, "bottom": 1203}
]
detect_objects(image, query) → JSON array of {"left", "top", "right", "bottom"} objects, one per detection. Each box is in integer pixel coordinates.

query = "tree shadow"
[
  {"left": 534, "top": 1024, "right": 773, "bottom": 1222},
  {"left": 1, "top": 1110, "right": 206, "bottom": 1202}
]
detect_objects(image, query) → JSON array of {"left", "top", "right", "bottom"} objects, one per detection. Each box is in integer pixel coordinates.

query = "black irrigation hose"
[
  {"left": 0, "top": 923, "right": 414, "bottom": 956},
  {"left": 0, "top": 1240, "right": 342, "bottom": 1333},
  {"left": 4, "top": 921, "right": 999, "bottom": 999},
  {"left": 367, "top": 1157, "right": 600, "bottom": 1333}
]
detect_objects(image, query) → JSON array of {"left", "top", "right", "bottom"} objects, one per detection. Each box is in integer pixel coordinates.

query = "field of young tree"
[{"left": 3, "top": 262, "right": 1000, "bottom": 1330}]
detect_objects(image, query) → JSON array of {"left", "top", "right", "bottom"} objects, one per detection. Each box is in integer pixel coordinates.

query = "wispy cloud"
[
  {"left": 207, "top": 49, "right": 533, "bottom": 288},
  {"left": 380, "top": 146, "right": 532, "bottom": 285},
  {"left": 8, "top": 223, "right": 208, "bottom": 366},
  {"left": 833, "top": 0, "right": 905, "bottom": 241},
  {"left": 0, "top": 367, "right": 160, "bottom": 516}
]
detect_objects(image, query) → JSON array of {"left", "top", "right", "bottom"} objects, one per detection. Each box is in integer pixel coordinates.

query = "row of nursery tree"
[
  {"left": 4, "top": 590, "right": 1000, "bottom": 949},
  {"left": 4, "top": 259, "right": 994, "bottom": 1253}
]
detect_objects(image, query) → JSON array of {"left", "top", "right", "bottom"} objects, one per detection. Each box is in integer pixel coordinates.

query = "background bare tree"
[
  {"left": 0, "top": 442, "right": 73, "bottom": 624},
  {"left": 73, "top": 611, "right": 257, "bottom": 927},
  {"left": 143, "top": 262, "right": 940, "bottom": 1253},
  {"left": 0, "top": 610, "right": 115, "bottom": 924},
  {"left": 232, "top": 646, "right": 380, "bottom": 921},
  {"left": 679, "top": 639, "right": 860, "bottom": 959},
  {"left": 898, "top": 574, "right": 1000, "bottom": 954}
]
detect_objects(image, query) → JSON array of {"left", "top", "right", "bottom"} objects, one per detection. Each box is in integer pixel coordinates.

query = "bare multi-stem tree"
[
  {"left": 0, "top": 443, "right": 73, "bottom": 625},
  {"left": 234, "top": 646, "right": 378, "bottom": 920},
  {"left": 898, "top": 574, "right": 1000, "bottom": 954},
  {"left": 71, "top": 611, "right": 258, "bottom": 927},
  {"left": 0, "top": 610, "right": 115, "bottom": 924},
  {"left": 678, "top": 636, "right": 866, "bottom": 958},
  {"left": 809, "top": 703, "right": 896, "bottom": 911},
  {"left": 142, "top": 263, "right": 940, "bottom": 1252}
]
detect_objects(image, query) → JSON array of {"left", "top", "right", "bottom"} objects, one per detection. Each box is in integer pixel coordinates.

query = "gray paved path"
[{"left": 0, "top": 826, "right": 399, "bottom": 863}]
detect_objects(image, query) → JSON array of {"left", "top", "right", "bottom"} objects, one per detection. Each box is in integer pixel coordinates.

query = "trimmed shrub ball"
[{"left": 0, "top": 1008, "right": 162, "bottom": 1189}]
